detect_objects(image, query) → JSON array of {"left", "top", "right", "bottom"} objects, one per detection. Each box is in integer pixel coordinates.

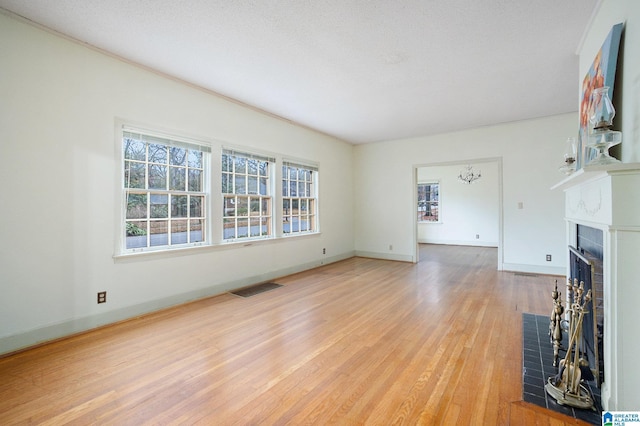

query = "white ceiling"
[{"left": 1, "top": 0, "right": 599, "bottom": 144}]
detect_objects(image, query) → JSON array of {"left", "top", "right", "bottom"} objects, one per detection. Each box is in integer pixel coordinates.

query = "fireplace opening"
[{"left": 570, "top": 224, "right": 604, "bottom": 387}]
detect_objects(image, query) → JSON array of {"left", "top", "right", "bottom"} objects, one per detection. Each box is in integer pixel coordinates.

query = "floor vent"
[{"left": 230, "top": 282, "right": 282, "bottom": 298}]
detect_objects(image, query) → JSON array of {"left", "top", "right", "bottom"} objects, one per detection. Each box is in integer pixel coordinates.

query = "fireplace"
[
  {"left": 552, "top": 163, "right": 640, "bottom": 411},
  {"left": 569, "top": 240, "right": 604, "bottom": 386}
]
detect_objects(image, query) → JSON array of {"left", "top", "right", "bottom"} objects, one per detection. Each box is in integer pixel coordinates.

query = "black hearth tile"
[
  {"left": 523, "top": 383, "right": 544, "bottom": 397},
  {"left": 522, "top": 376, "right": 544, "bottom": 395},
  {"left": 574, "top": 408, "right": 600, "bottom": 425},
  {"left": 523, "top": 362, "right": 543, "bottom": 375},
  {"left": 524, "top": 352, "right": 541, "bottom": 363},
  {"left": 522, "top": 365, "right": 544, "bottom": 377},
  {"left": 523, "top": 360, "right": 540, "bottom": 371},
  {"left": 539, "top": 341, "right": 553, "bottom": 350},
  {"left": 546, "top": 396, "right": 575, "bottom": 417},
  {"left": 540, "top": 355, "right": 555, "bottom": 365},
  {"left": 523, "top": 392, "right": 547, "bottom": 408}
]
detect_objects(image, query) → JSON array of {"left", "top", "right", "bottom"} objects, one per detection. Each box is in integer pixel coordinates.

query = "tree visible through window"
[
  {"left": 282, "top": 162, "right": 317, "bottom": 234},
  {"left": 417, "top": 183, "right": 439, "bottom": 222},
  {"left": 222, "top": 150, "right": 273, "bottom": 240},
  {"left": 123, "top": 131, "right": 209, "bottom": 251}
]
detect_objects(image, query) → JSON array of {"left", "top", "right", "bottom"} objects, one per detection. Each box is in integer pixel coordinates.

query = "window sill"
[{"left": 113, "top": 232, "right": 321, "bottom": 262}]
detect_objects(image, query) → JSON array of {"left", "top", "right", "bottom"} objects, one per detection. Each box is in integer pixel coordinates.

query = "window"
[
  {"left": 222, "top": 150, "right": 274, "bottom": 240},
  {"left": 282, "top": 161, "right": 318, "bottom": 234},
  {"left": 417, "top": 182, "right": 439, "bottom": 222},
  {"left": 123, "top": 130, "right": 210, "bottom": 252}
]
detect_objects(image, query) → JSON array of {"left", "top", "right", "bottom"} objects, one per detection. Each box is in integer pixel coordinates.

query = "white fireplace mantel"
[{"left": 552, "top": 162, "right": 640, "bottom": 410}]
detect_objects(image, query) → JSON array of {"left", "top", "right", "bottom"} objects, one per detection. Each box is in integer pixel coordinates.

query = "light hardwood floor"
[{"left": 0, "top": 245, "right": 591, "bottom": 425}]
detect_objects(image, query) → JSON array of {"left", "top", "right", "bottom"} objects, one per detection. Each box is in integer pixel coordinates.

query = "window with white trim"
[
  {"left": 222, "top": 149, "right": 273, "bottom": 240},
  {"left": 282, "top": 161, "right": 318, "bottom": 234},
  {"left": 417, "top": 182, "right": 439, "bottom": 222},
  {"left": 122, "top": 130, "right": 210, "bottom": 252}
]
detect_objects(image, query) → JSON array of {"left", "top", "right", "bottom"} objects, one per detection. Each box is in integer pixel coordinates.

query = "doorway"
[{"left": 412, "top": 158, "right": 503, "bottom": 270}]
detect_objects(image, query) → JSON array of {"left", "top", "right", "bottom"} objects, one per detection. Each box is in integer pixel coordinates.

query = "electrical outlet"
[
  {"left": 476, "top": 234, "right": 480, "bottom": 239},
  {"left": 97, "top": 291, "right": 106, "bottom": 304},
  {"left": 546, "top": 254, "right": 552, "bottom": 262},
  {"left": 389, "top": 244, "right": 393, "bottom": 251},
  {"left": 323, "top": 248, "right": 326, "bottom": 255}
]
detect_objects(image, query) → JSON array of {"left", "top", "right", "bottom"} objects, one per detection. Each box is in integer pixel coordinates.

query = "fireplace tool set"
[{"left": 545, "top": 279, "right": 595, "bottom": 410}]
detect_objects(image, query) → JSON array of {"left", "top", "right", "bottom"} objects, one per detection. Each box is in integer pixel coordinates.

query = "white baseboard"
[
  {"left": 418, "top": 239, "right": 498, "bottom": 247},
  {"left": 354, "top": 250, "right": 415, "bottom": 263},
  {"left": 502, "top": 263, "right": 565, "bottom": 276}
]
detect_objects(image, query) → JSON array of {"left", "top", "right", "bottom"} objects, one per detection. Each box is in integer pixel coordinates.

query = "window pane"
[
  {"left": 237, "top": 218, "right": 248, "bottom": 238},
  {"left": 289, "top": 181, "right": 297, "bottom": 197},
  {"left": 300, "top": 215, "right": 309, "bottom": 231},
  {"left": 282, "top": 180, "right": 288, "bottom": 197},
  {"left": 250, "top": 198, "right": 260, "bottom": 216},
  {"left": 148, "top": 143, "right": 167, "bottom": 164},
  {"left": 172, "top": 195, "right": 188, "bottom": 217},
  {"left": 223, "top": 218, "right": 235, "bottom": 239},
  {"left": 305, "top": 183, "right": 311, "bottom": 197},
  {"left": 124, "top": 139, "right": 145, "bottom": 161},
  {"left": 170, "top": 147, "right": 186, "bottom": 166},
  {"left": 188, "top": 169, "right": 202, "bottom": 192},
  {"left": 223, "top": 197, "right": 235, "bottom": 217},
  {"left": 188, "top": 150, "right": 203, "bottom": 168},
  {"left": 171, "top": 220, "right": 188, "bottom": 244},
  {"left": 169, "top": 167, "right": 186, "bottom": 191},
  {"left": 248, "top": 159, "right": 258, "bottom": 175},
  {"left": 124, "top": 161, "right": 145, "bottom": 189},
  {"left": 150, "top": 220, "right": 168, "bottom": 246},
  {"left": 148, "top": 164, "right": 167, "bottom": 189},
  {"left": 221, "top": 154, "right": 232, "bottom": 172},
  {"left": 190, "top": 219, "right": 204, "bottom": 242},
  {"left": 190, "top": 196, "right": 203, "bottom": 218},
  {"left": 248, "top": 176, "right": 258, "bottom": 194},
  {"left": 126, "top": 222, "right": 147, "bottom": 248},
  {"left": 250, "top": 218, "right": 261, "bottom": 237},
  {"left": 126, "top": 194, "right": 147, "bottom": 219},
  {"left": 259, "top": 177, "right": 268, "bottom": 195},
  {"left": 221, "top": 173, "right": 232, "bottom": 194},
  {"left": 261, "top": 217, "right": 270, "bottom": 236},
  {"left": 235, "top": 175, "right": 246, "bottom": 194},
  {"left": 150, "top": 194, "right": 168, "bottom": 218},
  {"left": 418, "top": 183, "right": 439, "bottom": 222},
  {"left": 292, "top": 199, "right": 299, "bottom": 214},
  {"left": 235, "top": 157, "right": 246, "bottom": 174},
  {"left": 262, "top": 198, "right": 270, "bottom": 215},
  {"left": 237, "top": 197, "right": 248, "bottom": 217},
  {"left": 298, "top": 181, "right": 305, "bottom": 197},
  {"left": 259, "top": 162, "right": 268, "bottom": 176}
]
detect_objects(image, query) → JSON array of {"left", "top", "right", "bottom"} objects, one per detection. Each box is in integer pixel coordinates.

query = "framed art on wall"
[{"left": 577, "top": 23, "right": 623, "bottom": 169}]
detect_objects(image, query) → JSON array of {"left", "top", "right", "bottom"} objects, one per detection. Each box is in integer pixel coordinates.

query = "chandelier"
[{"left": 458, "top": 164, "right": 481, "bottom": 184}]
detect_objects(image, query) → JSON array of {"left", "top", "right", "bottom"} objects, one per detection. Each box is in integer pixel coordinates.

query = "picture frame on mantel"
[{"left": 577, "top": 22, "right": 623, "bottom": 170}]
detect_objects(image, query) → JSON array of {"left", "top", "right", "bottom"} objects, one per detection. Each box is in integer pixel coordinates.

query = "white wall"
[
  {"left": 0, "top": 13, "right": 354, "bottom": 354},
  {"left": 578, "top": 0, "right": 640, "bottom": 410},
  {"left": 417, "top": 161, "right": 499, "bottom": 247},
  {"left": 354, "top": 114, "right": 575, "bottom": 272}
]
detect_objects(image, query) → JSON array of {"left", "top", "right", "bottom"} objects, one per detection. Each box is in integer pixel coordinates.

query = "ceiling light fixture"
[{"left": 458, "top": 165, "right": 481, "bottom": 184}]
